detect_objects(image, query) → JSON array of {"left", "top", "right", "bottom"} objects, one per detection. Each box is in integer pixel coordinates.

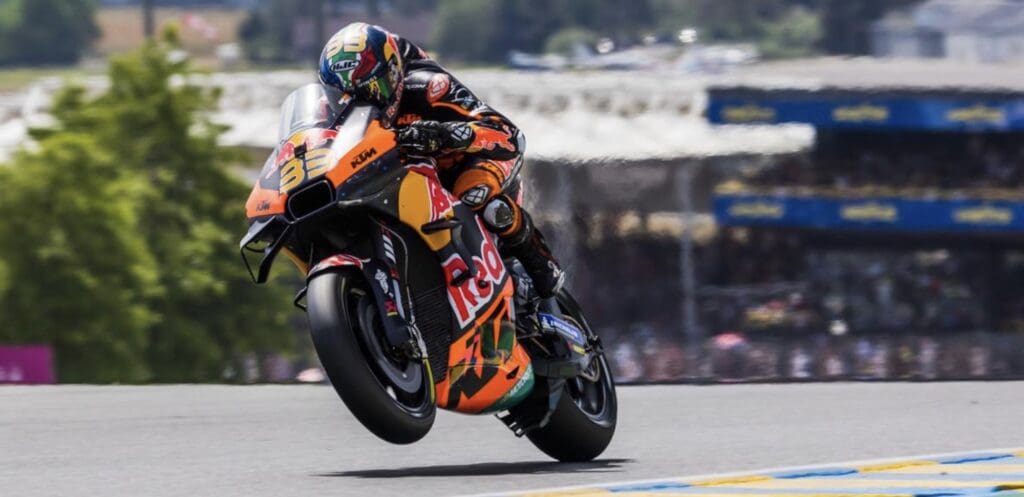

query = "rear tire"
[
  {"left": 307, "top": 270, "right": 435, "bottom": 444},
  {"left": 524, "top": 291, "right": 617, "bottom": 462}
]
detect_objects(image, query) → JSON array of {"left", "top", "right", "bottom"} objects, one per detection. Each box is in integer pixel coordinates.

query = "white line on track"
[{"left": 465, "top": 447, "right": 1024, "bottom": 497}]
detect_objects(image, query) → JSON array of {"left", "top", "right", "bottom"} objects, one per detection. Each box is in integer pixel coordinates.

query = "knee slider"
[{"left": 482, "top": 196, "right": 516, "bottom": 232}]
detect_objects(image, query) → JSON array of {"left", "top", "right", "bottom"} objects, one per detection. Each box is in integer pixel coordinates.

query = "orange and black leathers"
[
  {"left": 392, "top": 41, "right": 564, "bottom": 297},
  {"left": 397, "top": 63, "right": 523, "bottom": 212}
]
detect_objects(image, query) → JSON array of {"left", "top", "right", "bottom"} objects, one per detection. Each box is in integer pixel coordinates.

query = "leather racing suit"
[{"left": 390, "top": 38, "right": 564, "bottom": 298}]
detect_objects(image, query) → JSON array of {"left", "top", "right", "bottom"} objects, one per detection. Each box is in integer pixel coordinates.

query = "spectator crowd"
[
  {"left": 543, "top": 130, "right": 1024, "bottom": 384},
  {"left": 565, "top": 225, "right": 1024, "bottom": 384},
  {"left": 740, "top": 132, "right": 1024, "bottom": 197}
]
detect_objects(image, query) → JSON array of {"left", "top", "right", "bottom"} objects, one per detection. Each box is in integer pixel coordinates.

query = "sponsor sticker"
[
  {"left": 427, "top": 73, "right": 451, "bottom": 102},
  {"left": 331, "top": 59, "right": 359, "bottom": 73},
  {"left": 539, "top": 314, "right": 587, "bottom": 346}
]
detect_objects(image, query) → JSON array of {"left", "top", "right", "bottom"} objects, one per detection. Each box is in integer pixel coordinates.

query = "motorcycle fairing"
[
  {"left": 244, "top": 109, "right": 395, "bottom": 221},
  {"left": 434, "top": 295, "right": 535, "bottom": 413},
  {"left": 395, "top": 165, "right": 534, "bottom": 413}
]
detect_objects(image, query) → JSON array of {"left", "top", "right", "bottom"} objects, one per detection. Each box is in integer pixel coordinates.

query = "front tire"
[
  {"left": 524, "top": 291, "right": 617, "bottom": 462},
  {"left": 307, "top": 270, "right": 435, "bottom": 444}
]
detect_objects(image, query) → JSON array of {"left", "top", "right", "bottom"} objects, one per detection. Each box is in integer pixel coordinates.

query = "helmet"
[{"left": 319, "top": 23, "right": 404, "bottom": 127}]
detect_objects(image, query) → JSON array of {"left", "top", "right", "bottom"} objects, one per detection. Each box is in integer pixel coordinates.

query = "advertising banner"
[
  {"left": 715, "top": 193, "right": 1024, "bottom": 233},
  {"left": 0, "top": 345, "right": 55, "bottom": 384},
  {"left": 708, "top": 95, "right": 1024, "bottom": 131}
]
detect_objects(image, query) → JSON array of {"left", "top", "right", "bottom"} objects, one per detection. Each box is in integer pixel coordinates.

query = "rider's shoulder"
[
  {"left": 403, "top": 63, "right": 456, "bottom": 97},
  {"left": 404, "top": 67, "right": 441, "bottom": 87}
]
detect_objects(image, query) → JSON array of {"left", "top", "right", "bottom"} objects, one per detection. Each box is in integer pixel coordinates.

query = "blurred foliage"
[
  {"left": 235, "top": 0, "right": 914, "bottom": 63},
  {"left": 0, "top": 30, "right": 296, "bottom": 382},
  {"left": 240, "top": 0, "right": 438, "bottom": 63},
  {"left": 0, "top": 134, "right": 157, "bottom": 382},
  {"left": 758, "top": 7, "right": 822, "bottom": 59},
  {"left": 239, "top": 0, "right": 302, "bottom": 63},
  {"left": 433, "top": 0, "right": 652, "bottom": 62},
  {"left": 431, "top": 0, "right": 501, "bottom": 63},
  {"left": 544, "top": 27, "right": 600, "bottom": 56},
  {"left": 0, "top": 0, "right": 99, "bottom": 66},
  {"left": 430, "top": 0, "right": 913, "bottom": 62}
]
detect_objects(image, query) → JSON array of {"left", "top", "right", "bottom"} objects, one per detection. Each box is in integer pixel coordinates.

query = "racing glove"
[{"left": 397, "top": 120, "right": 473, "bottom": 156}]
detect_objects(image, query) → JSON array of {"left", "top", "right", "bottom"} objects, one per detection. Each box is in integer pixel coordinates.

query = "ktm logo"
[{"left": 350, "top": 147, "right": 377, "bottom": 168}]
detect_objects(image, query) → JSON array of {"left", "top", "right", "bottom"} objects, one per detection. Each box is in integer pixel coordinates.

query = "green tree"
[
  {"left": 0, "top": 133, "right": 157, "bottom": 382},
  {"left": 0, "top": 0, "right": 98, "bottom": 66},
  {"left": 431, "top": 0, "right": 501, "bottom": 62},
  {"left": 648, "top": 0, "right": 822, "bottom": 58},
  {"left": 101, "top": 32, "right": 296, "bottom": 381},
  {"left": 759, "top": 6, "right": 822, "bottom": 59},
  {"left": 1, "top": 30, "right": 297, "bottom": 382}
]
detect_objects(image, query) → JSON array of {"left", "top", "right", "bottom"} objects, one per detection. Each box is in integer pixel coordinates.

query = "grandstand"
[{"left": 688, "top": 58, "right": 1024, "bottom": 382}]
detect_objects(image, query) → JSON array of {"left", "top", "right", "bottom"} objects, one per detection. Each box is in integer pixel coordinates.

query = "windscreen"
[
  {"left": 255, "top": 84, "right": 378, "bottom": 195},
  {"left": 276, "top": 83, "right": 350, "bottom": 142}
]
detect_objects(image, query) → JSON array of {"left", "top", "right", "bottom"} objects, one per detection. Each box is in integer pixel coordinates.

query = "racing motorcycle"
[{"left": 240, "top": 84, "right": 616, "bottom": 462}]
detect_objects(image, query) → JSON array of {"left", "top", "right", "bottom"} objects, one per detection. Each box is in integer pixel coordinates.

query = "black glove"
[{"left": 398, "top": 120, "right": 472, "bottom": 156}]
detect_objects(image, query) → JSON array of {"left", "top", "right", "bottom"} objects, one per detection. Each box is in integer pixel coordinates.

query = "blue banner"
[
  {"left": 707, "top": 95, "right": 1024, "bottom": 131},
  {"left": 714, "top": 193, "right": 1024, "bottom": 233}
]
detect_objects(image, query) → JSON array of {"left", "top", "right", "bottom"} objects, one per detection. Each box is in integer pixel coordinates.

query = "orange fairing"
[
  {"left": 398, "top": 165, "right": 456, "bottom": 251},
  {"left": 396, "top": 164, "right": 528, "bottom": 413},
  {"left": 246, "top": 185, "right": 287, "bottom": 218},
  {"left": 434, "top": 282, "right": 533, "bottom": 413},
  {"left": 245, "top": 121, "right": 396, "bottom": 220},
  {"left": 245, "top": 127, "right": 337, "bottom": 219},
  {"left": 325, "top": 120, "right": 397, "bottom": 188}
]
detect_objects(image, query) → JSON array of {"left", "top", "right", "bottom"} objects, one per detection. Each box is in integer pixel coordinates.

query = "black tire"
[
  {"left": 307, "top": 270, "right": 435, "bottom": 444},
  {"left": 524, "top": 291, "right": 617, "bottom": 462}
]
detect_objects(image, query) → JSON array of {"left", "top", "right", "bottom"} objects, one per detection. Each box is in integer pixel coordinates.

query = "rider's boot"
[{"left": 484, "top": 197, "right": 565, "bottom": 299}]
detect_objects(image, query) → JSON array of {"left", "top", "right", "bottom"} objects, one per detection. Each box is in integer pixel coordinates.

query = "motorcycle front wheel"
[{"left": 307, "top": 270, "right": 435, "bottom": 444}]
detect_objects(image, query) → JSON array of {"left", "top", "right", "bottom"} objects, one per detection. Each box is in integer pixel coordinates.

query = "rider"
[{"left": 318, "top": 22, "right": 564, "bottom": 298}]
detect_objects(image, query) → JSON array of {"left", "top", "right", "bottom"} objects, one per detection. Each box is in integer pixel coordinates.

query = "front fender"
[
  {"left": 306, "top": 252, "right": 415, "bottom": 356},
  {"left": 307, "top": 253, "right": 367, "bottom": 281}
]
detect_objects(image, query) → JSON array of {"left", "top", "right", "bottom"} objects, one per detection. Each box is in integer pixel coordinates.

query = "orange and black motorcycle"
[{"left": 240, "top": 84, "right": 616, "bottom": 461}]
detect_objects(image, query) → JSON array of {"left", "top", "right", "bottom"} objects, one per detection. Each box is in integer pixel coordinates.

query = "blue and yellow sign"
[
  {"left": 708, "top": 94, "right": 1024, "bottom": 131},
  {"left": 714, "top": 194, "right": 1024, "bottom": 233}
]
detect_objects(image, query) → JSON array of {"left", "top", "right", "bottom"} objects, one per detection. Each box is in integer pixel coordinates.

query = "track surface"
[{"left": 3, "top": 383, "right": 1022, "bottom": 497}]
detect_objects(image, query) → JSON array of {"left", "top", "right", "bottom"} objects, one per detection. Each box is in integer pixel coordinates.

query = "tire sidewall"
[{"left": 307, "top": 270, "right": 435, "bottom": 444}]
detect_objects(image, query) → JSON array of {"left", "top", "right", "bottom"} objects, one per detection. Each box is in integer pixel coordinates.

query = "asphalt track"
[{"left": 2, "top": 383, "right": 1022, "bottom": 497}]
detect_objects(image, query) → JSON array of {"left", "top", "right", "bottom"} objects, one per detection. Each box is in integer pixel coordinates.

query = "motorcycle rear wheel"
[
  {"left": 307, "top": 270, "right": 435, "bottom": 444},
  {"left": 524, "top": 290, "right": 617, "bottom": 462}
]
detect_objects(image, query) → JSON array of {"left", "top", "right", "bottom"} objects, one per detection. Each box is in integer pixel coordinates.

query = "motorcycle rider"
[{"left": 318, "top": 22, "right": 564, "bottom": 298}]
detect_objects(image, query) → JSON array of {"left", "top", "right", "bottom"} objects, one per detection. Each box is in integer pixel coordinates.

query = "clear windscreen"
[
  {"left": 256, "top": 84, "right": 379, "bottom": 195},
  {"left": 276, "top": 83, "right": 350, "bottom": 142}
]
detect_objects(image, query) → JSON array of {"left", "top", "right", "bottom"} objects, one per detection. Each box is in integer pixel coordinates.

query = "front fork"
[{"left": 299, "top": 222, "right": 427, "bottom": 362}]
